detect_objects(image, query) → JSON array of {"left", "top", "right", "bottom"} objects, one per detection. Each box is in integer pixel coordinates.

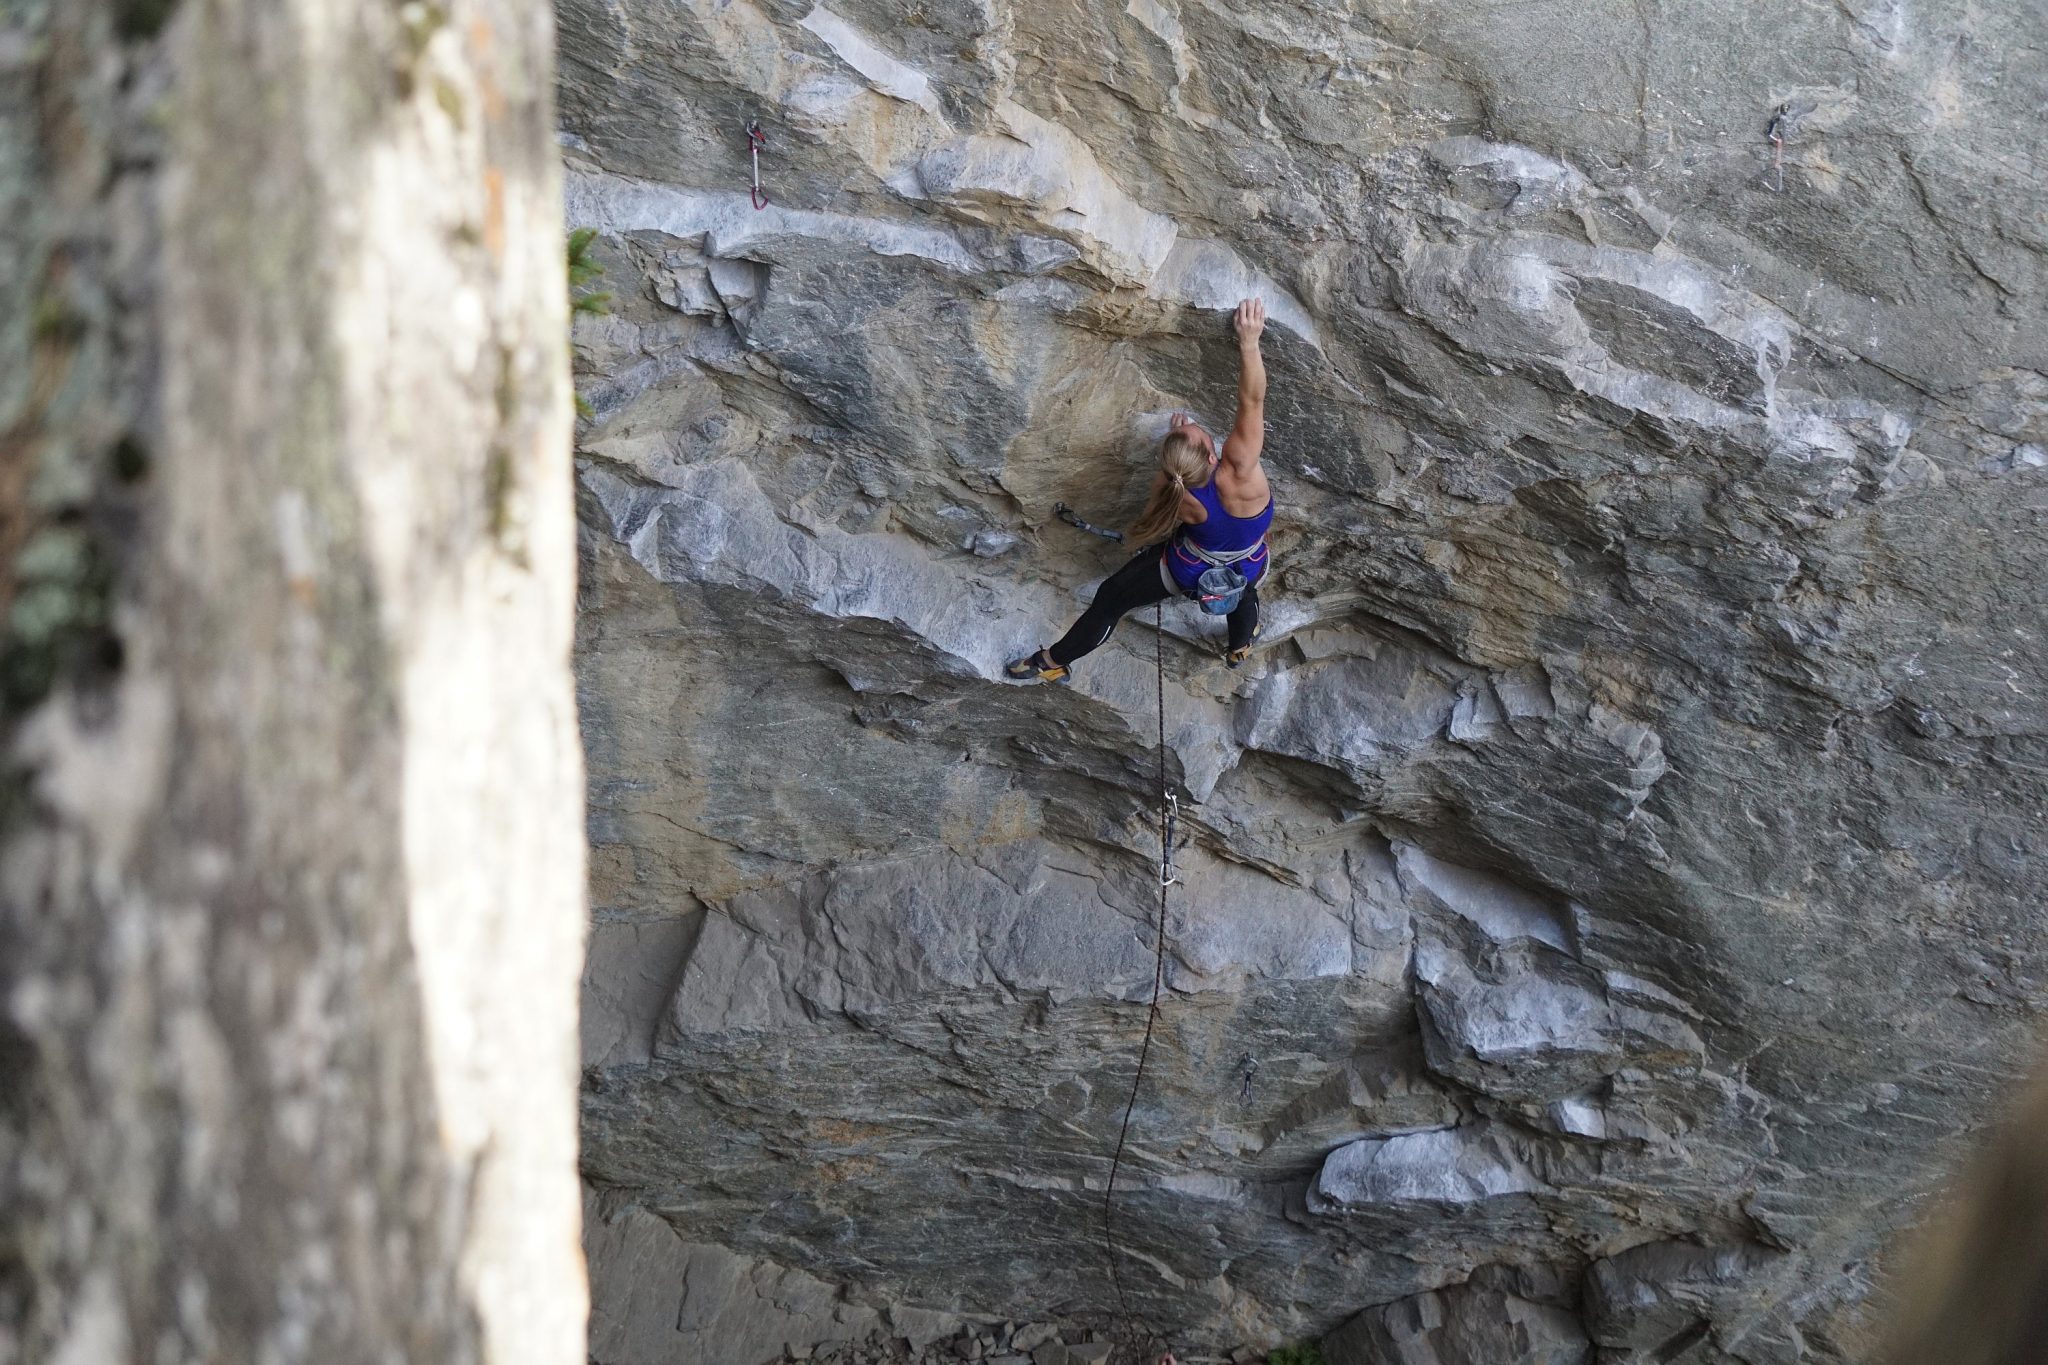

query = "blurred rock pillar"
[{"left": 1, "top": 2, "right": 586, "bottom": 1362}]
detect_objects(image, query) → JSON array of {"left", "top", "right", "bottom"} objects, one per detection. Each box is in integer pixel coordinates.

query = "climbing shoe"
[
  {"left": 1004, "top": 649, "right": 1070, "bottom": 684},
  {"left": 1224, "top": 624, "right": 1262, "bottom": 670}
]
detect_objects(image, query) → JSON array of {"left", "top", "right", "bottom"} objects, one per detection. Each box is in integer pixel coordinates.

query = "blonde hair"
[{"left": 1127, "top": 431, "right": 1213, "bottom": 545}]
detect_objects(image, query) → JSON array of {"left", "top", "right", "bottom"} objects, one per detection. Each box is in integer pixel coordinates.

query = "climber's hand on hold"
[{"left": 1233, "top": 297, "right": 1266, "bottom": 347}]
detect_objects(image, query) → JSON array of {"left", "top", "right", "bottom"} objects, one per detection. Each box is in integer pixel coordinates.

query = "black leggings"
[{"left": 1047, "top": 545, "right": 1261, "bottom": 667}]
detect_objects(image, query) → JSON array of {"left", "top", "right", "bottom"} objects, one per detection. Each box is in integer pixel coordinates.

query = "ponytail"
[{"left": 1127, "top": 432, "right": 1213, "bottom": 544}]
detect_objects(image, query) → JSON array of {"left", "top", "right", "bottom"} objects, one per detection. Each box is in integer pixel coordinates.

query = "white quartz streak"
[
  {"left": 563, "top": 169, "right": 982, "bottom": 272},
  {"left": 798, "top": 4, "right": 948, "bottom": 117}
]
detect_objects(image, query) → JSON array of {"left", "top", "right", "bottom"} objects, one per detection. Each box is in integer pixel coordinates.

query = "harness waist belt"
[{"left": 1180, "top": 535, "right": 1267, "bottom": 568}]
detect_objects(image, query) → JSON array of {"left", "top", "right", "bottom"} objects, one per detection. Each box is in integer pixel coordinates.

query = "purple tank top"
[{"left": 1166, "top": 479, "right": 1272, "bottom": 591}]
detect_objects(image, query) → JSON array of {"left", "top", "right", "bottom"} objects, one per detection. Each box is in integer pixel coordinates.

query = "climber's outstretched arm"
[{"left": 1220, "top": 297, "right": 1266, "bottom": 476}]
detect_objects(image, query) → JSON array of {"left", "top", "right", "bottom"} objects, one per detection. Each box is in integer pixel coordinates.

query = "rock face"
[
  {"left": 1324, "top": 1266, "right": 1591, "bottom": 1365},
  {"left": 563, "top": 0, "right": 2047, "bottom": 1358},
  {"left": 2, "top": 4, "right": 585, "bottom": 1364}
]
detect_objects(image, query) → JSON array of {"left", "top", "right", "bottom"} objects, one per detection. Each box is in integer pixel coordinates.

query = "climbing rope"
[{"left": 1098, "top": 599, "right": 1176, "bottom": 1357}]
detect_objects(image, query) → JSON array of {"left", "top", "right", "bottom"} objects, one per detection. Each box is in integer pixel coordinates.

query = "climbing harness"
[
  {"left": 746, "top": 121, "right": 769, "bottom": 210},
  {"left": 1177, "top": 536, "right": 1265, "bottom": 569},
  {"left": 1099, "top": 600, "right": 1177, "bottom": 1355},
  {"left": 1764, "top": 105, "right": 1789, "bottom": 194},
  {"left": 1056, "top": 501, "right": 1126, "bottom": 542}
]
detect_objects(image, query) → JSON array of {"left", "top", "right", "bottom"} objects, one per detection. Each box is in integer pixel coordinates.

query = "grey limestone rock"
[
  {"left": 562, "top": 0, "right": 2048, "bottom": 1356},
  {"left": 1323, "top": 1275, "right": 1591, "bottom": 1365},
  {"left": 1583, "top": 1240, "right": 1794, "bottom": 1361},
  {"left": 1011, "top": 1324, "right": 1058, "bottom": 1353},
  {"left": 586, "top": 1202, "right": 888, "bottom": 1365},
  {"left": 1308, "top": 1126, "right": 1548, "bottom": 1213},
  {"left": 1413, "top": 934, "right": 1706, "bottom": 1106}
]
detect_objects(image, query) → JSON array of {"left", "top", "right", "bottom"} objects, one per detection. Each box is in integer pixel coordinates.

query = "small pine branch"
[
  {"left": 566, "top": 225, "right": 608, "bottom": 292},
  {"left": 566, "top": 228, "right": 608, "bottom": 424},
  {"left": 1268, "top": 1346, "right": 1326, "bottom": 1365}
]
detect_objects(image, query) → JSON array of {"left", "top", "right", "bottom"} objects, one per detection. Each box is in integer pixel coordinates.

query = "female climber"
[{"left": 1006, "top": 296, "right": 1274, "bottom": 684}]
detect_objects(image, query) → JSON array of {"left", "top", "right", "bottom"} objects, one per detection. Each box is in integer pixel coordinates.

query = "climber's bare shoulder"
[
  {"left": 1219, "top": 424, "right": 1263, "bottom": 475},
  {"left": 1217, "top": 411, "right": 1268, "bottom": 514},
  {"left": 1215, "top": 457, "right": 1271, "bottom": 517}
]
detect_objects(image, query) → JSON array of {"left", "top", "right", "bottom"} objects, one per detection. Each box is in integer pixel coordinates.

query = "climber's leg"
[
  {"left": 1224, "top": 582, "right": 1261, "bottom": 667},
  {"left": 1042, "top": 546, "right": 1173, "bottom": 668}
]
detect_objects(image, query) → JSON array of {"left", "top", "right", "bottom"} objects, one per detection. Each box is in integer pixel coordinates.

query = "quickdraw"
[
  {"left": 746, "top": 120, "right": 769, "bottom": 210},
  {"left": 1055, "top": 502, "right": 1126, "bottom": 543},
  {"left": 1764, "top": 105, "right": 1790, "bottom": 194},
  {"left": 1159, "top": 791, "right": 1181, "bottom": 888}
]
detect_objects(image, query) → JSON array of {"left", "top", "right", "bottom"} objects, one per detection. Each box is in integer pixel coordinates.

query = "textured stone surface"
[
  {"left": 1308, "top": 1125, "right": 1547, "bottom": 1213},
  {"left": 1584, "top": 1240, "right": 1797, "bottom": 1362},
  {"left": 1324, "top": 1272, "right": 1590, "bottom": 1365},
  {"left": 1, "top": 3, "right": 584, "bottom": 1364},
  {"left": 587, "top": 1198, "right": 891, "bottom": 1364},
  {"left": 562, "top": 0, "right": 2048, "bottom": 1357}
]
